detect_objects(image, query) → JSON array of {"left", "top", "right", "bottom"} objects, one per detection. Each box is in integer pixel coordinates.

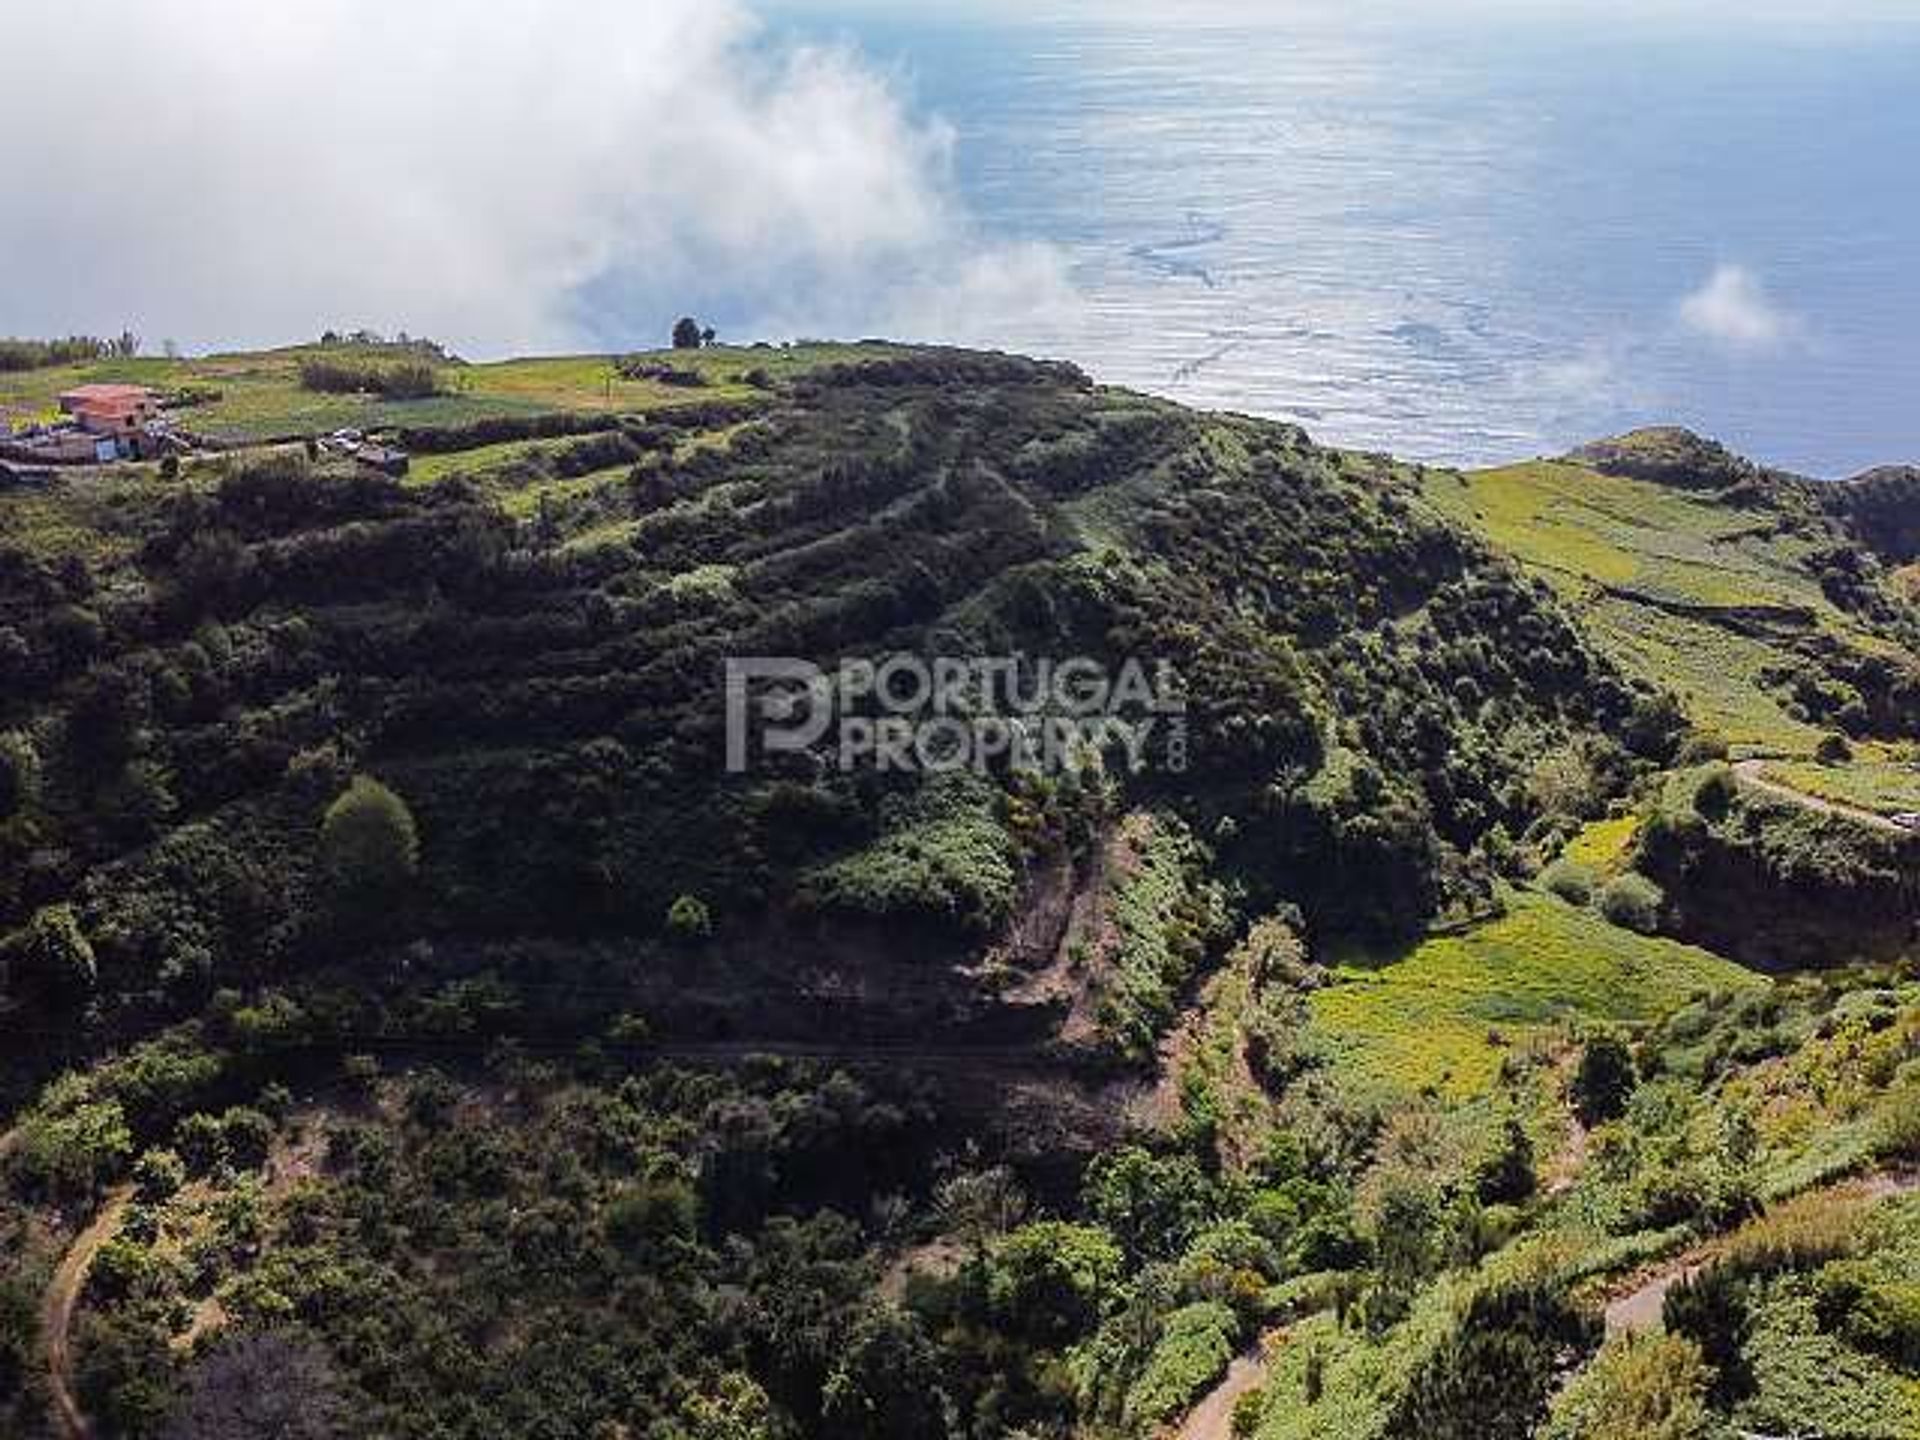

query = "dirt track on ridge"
[
  {"left": 42, "top": 1186, "right": 133, "bottom": 1440},
  {"left": 1733, "top": 760, "right": 1911, "bottom": 837}
]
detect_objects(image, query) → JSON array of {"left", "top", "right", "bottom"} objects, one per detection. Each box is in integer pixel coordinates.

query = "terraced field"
[
  {"left": 1427, "top": 454, "right": 1920, "bottom": 823},
  {"left": 0, "top": 340, "right": 887, "bottom": 444}
]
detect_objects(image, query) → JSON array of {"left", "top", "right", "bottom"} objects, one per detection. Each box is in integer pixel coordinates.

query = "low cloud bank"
[{"left": 0, "top": 0, "right": 1077, "bottom": 356}]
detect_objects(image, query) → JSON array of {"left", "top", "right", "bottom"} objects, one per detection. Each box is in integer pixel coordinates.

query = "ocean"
[{"left": 778, "top": 4, "right": 1920, "bottom": 475}]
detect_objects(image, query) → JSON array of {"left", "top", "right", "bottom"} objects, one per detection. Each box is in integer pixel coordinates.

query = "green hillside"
[
  {"left": 0, "top": 340, "right": 886, "bottom": 443},
  {"left": 1425, "top": 434, "right": 1920, "bottom": 817},
  {"left": 3, "top": 353, "right": 1918, "bottom": 1440}
]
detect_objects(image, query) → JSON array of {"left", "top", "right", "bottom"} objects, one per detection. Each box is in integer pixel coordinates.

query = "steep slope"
[
  {"left": 1, "top": 350, "right": 1667, "bottom": 1098},
  {"left": 1427, "top": 428, "right": 1920, "bottom": 765}
]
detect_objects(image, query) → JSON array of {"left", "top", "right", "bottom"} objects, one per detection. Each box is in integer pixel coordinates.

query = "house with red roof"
[{"left": 59, "top": 383, "right": 160, "bottom": 439}]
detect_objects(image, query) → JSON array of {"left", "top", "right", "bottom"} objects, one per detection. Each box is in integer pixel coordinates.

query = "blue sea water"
[{"left": 778, "top": 5, "right": 1920, "bottom": 475}]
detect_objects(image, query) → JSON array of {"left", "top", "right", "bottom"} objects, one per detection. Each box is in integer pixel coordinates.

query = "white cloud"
[
  {"left": 0, "top": 0, "right": 1077, "bottom": 357},
  {"left": 1677, "top": 264, "right": 1800, "bottom": 354}
]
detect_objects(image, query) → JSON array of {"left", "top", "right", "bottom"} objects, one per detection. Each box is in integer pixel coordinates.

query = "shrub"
[
  {"left": 665, "top": 893, "right": 713, "bottom": 942},
  {"left": 1542, "top": 1333, "right": 1712, "bottom": 1440},
  {"left": 1816, "top": 1260, "right": 1920, "bottom": 1368},
  {"left": 298, "top": 357, "right": 442, "bottom": 399},
  {"left": 175, "top": 1113, "right": 229, "bottom": 1175},
  {"left": 376, "top": 361, "right": 440, "bottom": 400},
  {"left": 320, "top": 776, "right": 419, "bottom": 910},
  {"left": 1573, "top": 1031, "right": 1636, "bottom": 1125},
  {"left": 220, "top": 1107, "right": 275, "bottom": 1169},
  {"left": 133, "top": 1148, "right": 186, "bottom": 1202},
  {"left": 1124, "top": 1302, "right": 1238, "bottom": 1433},
  {"left": 1598, "top": 873, "right": 1664, "bottom": 934},
  {"left": 1541, "top": 860, "right": 1598, "bottom": 907},
  {"left": 1692, "top": 764, "right": 1737, "bottom": 820},
  {"left": 1475, "top": 1116, "right": 1537, "bottom": 1205},
  {"left": 15, "top": 1099, "right": 133, "bottom": 1195},
  {"left": 1662, "top": 1265, "right": 1751, "bottom": 1402},
  {"left": 1231, "top": 1386, "right": 1266, "bottom": 1438},
  {"left": 1395, "top": 1277, "right": 1599, "bottom": 1440},
  {"left": 1675, "top": 731, "right": 1731, "bottom": 766},
  {"left": 1815, "top": 732, "right": 1853, "bottom": 765}
]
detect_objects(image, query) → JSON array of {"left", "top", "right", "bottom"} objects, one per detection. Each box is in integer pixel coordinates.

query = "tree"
[
  {"left": 1573, "top": 1030, "right": 1636, "bottom": 1126},
  {"left": 1598, "top": 873, "right": 1664, "bottom": 935},
  {"left": 1082, "top": 1147, "right": 1215, "bottom": 1263},
  {"left": 161, "top": 1331, "right": 350, "bottom": 1440},
  {"left": 8, "top": 904, "right": 97, "bottom": 1009},
  {"left": 935, "top": 1164, "right": 1028, "bottom": 1260},
  {"left": 1541, "top": 1333, "right": 1711, "bottom": 1440},
  {"left": 605, "top": 1174, "right": 699, "bottom": 1254},
  {"left": 820, "top": 1306, "right": 952, "bottom": 1440},
  {"left": 0, "top": 731, "right": 36, "bottom": 819},
  {"left": 666, "top": 893, "right": 713, "bottom": 941},
  {"left": 986, "top": 1221, "right": 1124, "bottom": 1344},
  {"left": 1816, "top": 731, "right": 1853, "bottom": 765},
  {"left": 320, "top": 776, "right": 419, "bottom": 910},
  {"left": 673, "top": 316, "right": 706, "bottom": 350}
]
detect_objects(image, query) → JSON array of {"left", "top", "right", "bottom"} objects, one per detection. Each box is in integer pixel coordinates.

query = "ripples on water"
[{"left": 834, "top": 9, "right": 1920, "bottom": 473}]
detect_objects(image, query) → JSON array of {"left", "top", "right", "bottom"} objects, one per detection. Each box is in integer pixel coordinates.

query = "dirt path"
[
  {"left": 1544, "top": 1112, "right": 1590, "bottom": 1198},
  {"left": 1604, "top": 1169, "right": 1920, "bottom": 1337},
  {"left": 1734, "top": 760, "right": 1911, "bottom": 837},
  {"left": 1173, "top": 1348, "right": 1270, "bottom": 1440},
  {"left": 42, "top": 1185, "right": 133, "bottom": 1440}
]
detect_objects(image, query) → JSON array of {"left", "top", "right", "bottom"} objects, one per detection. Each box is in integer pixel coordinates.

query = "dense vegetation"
[
  {"left": 2, "top": 347, "right": 1917, "bottom": 1440},
  {"left": 0, "top": 338, "right": 119, "bottom": 374}
]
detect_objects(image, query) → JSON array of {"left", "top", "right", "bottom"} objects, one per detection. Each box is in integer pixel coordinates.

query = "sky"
[
  {"left": 0, "top": 0, "right": 1904, "bottom": 359},
  {"left": 0, "top": 0, "right": 1076, "bottom": 357},
  {"left": 1, "top": 1, "right": 1913, "bottom": 473}
]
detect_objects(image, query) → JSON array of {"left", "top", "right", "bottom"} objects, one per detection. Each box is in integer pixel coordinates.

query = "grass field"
[
  {"left": 0, "top": 341, "right": 889, "bottom": 444},
  {"left": 1425, "top": 459, "right": 1901, "bottom": 757},
  {"left": 1310, "top": 890, "right": 1764, "bottom": 1100},
  {"left": 1560, "top": 814, "right": 1640, "bottom": 873},
  {"left": 1761, "top": 757, "right": 1920, "bottom": 817}
]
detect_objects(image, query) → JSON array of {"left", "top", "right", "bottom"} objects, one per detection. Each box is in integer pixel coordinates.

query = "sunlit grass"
[
  {"left": 1561, "top": 814, "right": 1640, "bottom": 874},
  {"left": 1424, "top": 459, "right": 1897, "bottom": 755},
  {"left": 1310, "top": 890, "right": 1763, "bottom": 1100}
]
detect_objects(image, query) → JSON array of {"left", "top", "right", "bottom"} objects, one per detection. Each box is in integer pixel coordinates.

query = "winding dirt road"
[
  {"left": 42, "top": 1186, "right": 133, "bottom": 1440},
  {"left": 1733, "top": 760, "right": 1912, "bottom": 838},
  {"left": 1173, "top": 1344, "right": 1272, "bottom": 1440},
  {"left": 1604, "top": 1169, "right": 1920, "bottom": 1338}
]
